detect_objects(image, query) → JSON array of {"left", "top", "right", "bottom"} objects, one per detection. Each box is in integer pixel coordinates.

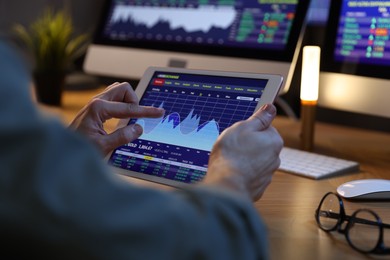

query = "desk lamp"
[{"left": 300, "top": 46, "right": 321, "bottom": 151}]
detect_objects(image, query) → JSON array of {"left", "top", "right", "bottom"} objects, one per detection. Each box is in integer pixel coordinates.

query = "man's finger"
[
  {"left": 98, "top": 100, "right": 164, "bottom": 121},
  {"left": 245, "top": 104, "right": 277, "bottom": 131},
  {"left": 99, "top": 82, "right": 139, "bottom": 103}
]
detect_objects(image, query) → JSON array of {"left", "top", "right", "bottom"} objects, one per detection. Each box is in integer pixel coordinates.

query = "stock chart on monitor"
[
  {"left": 102, "top": 0, "right": 299, "bottom": 50},
  {"left": 108, "top": 71, "right": 268, "bottom": 183},
  {"left": 335, "top": 0, "right": 390, "bottom": 66}
]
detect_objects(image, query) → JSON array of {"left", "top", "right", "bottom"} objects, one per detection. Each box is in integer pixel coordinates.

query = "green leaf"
[{"left": 13, "top": 7, "right": 90, "bottom": 72}]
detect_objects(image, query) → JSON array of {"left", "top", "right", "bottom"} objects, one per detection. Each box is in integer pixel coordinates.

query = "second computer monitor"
[{"left": 319, "top": 0, "right": 390, "bottom": 127}]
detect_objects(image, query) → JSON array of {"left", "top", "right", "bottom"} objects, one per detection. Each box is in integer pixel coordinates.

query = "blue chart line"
[
  {"left": 134, "top": 90, "right": 257, "bottom": 151},
  {"left": 136, "top": 107, "right": 220, "bottom": 151}
]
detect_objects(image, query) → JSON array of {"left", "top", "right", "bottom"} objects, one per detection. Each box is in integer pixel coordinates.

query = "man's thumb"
[
  {"left": 106, "top": 124, "right": 143, "bottom": 151},
  {"left": 246, "top": 104, "right": 277, "bottom": 131}
]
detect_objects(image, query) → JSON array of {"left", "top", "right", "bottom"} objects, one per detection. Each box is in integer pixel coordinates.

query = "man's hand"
[
  {"left": 69, "top": 82, "right": 164, "bottom": 156},
  {"left": 203, "top": 104, "right": 283, "bottom": 201}
]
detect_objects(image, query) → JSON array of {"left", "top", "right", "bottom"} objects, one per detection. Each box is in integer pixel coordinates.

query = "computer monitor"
[
  {"left": 84, "top": 0, "right": 311, "bottom": 94},
  {"left": 319, "top": 0, "right": 390, "bottom": 130}
]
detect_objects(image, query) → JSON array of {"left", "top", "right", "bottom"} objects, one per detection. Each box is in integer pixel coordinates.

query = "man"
[{"left": 0, "top": 40, "right": 283, "bottom": 259}]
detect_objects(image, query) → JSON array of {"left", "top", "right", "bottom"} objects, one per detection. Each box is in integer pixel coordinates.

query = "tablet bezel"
[{"left": 108, "top": 67, "right": 283, "bottom": 188}]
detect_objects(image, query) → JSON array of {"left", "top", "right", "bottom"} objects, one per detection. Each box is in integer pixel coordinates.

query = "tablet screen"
[{"left": 108, "top": 71, "right": 268, "bottom": 184}]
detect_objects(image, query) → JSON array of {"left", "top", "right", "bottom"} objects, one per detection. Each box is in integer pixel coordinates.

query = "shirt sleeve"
[{"left": 0, "top": 41, "right": 268, "bottom": 260}]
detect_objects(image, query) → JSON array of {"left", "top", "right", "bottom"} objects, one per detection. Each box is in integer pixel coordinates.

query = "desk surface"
[
  {"left": 46, "top": 88, "right": 390, "bottom": 260},
  {"left": 258, "top": 117, "right": 390, "bottom": 260}
]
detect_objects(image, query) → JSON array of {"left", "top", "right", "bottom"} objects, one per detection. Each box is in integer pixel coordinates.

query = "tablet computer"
[{"left": 107, "top": 67, "right": 283, "bottom": 188}]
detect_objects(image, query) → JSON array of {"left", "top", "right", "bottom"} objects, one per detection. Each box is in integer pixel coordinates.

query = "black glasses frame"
[{"left": 315, "top": 191, "right": 390, "bottom": 254}]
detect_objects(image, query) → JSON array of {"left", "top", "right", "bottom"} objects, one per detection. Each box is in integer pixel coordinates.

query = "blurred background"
[
  {"left": 0, "top": 0, "right": 327, "bottom": 113},
  {"left": 2, "top": 0, "right": 387, "bottom": 132}
]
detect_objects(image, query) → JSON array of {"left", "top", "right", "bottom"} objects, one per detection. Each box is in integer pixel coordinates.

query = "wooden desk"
[
  {"left": 46, "top": 88, "right": 390, "bottom": 260},
  {"left": 260, "top": 118, "right": 390, "bottom": 260}
]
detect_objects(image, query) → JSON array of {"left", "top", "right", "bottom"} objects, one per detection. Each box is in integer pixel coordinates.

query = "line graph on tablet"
[
  {"left": 134, "top": 90, "right": 257, "bottom": 151},
  {"left": 109, "top": 70, "right": 269, "bottom": 183}
]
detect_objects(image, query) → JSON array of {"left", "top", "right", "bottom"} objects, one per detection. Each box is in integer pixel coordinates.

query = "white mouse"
[{"left": 337, "top": 179, "right": 390, "bottom": 200}]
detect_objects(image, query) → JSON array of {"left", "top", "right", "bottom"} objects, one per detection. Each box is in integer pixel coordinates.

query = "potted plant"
[{"left": 14, "top": 8, "right": 89, "bottom": 106}]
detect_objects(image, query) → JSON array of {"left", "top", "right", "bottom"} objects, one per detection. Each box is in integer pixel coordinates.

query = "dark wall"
[{"left": 0, "top": 0, "right": 104, "bottom": 36}]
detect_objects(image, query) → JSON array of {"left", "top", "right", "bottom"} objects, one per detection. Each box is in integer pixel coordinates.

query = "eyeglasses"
[{"left": 315, "top": 192, "right": 390, "bottom": 254}]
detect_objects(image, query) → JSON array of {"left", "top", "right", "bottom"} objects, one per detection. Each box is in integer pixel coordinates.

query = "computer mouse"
[{"left": 337, "top": 179, "right": 390, "bottom": 200}]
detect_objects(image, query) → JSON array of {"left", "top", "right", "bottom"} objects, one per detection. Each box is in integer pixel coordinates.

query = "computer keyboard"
[{"left": 278, "top": 147, "right": 360, "bottom": 179}]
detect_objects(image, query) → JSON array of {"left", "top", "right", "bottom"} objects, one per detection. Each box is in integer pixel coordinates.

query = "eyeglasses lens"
[
  {"left": 348, "top": 210, "right": 380, "bottom": 252},
  {"left": 318, "top": 193, "right": 340, "bottom": 230}
]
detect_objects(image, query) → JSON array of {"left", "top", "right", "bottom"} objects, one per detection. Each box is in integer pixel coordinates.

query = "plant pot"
[{"left": 33, "top": 71, "right": 66, "bottom": 106}]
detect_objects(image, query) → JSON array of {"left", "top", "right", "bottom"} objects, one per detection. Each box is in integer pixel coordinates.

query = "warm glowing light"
[{"left": 300, "top": 46, "right": 321, "bottom": 103}]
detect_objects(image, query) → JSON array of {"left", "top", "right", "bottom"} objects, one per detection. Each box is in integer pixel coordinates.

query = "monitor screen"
[
  {"left": 319, "top": 0, "right": 390, "bottom": 127},
  {"left": 84, "top": 0, "right": 310, "bottom": 94}
]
